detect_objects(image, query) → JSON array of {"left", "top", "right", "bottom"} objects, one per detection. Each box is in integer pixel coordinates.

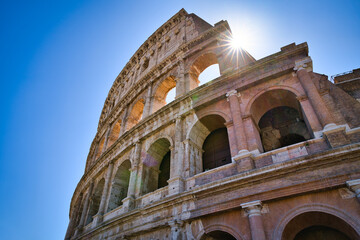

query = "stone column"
[
  {"left": 103, "top": 128, "right": 112, "bottom": 153},
  {"left": 243, "top": 115, "right": 263, "bottom": 153},
  {"left": 294, "top": 59, "right": 334, "bottom": 129},
  {"left": 176, "top": 57, "right": 186, "bottom": 97},
  {"left": 92, "top": 162, "right": 114, "bottom": 226},
  {"left": 169, "top": 219, "right": 184, "bottom": 240},
  {"left": 297, "top": 95, "right": 322, "bottom": 137},
  {"left": 126, "top": 142, "right": 142, "bottom": 199},
  {"left": 74, "top": 182, "right": 94, "bottom": 235},
  {"left": 168, "top": 117, "right": 185, "bottom": 195},
  {"left": 226, "top": 90, "right": 254, "bottom": 171},
  {"left": 120, "top": 107, "right": 129, "bottom": 135},
  {"left": 143, "top": 83, "right": 153, "bottom": 118},
  {"left": 224, "top": 121, "right": 238, "bottom": 157},
  {"left": 226, "top": 90, "right": 248, "bottom": 153},
  {"left": 346, "top": 179, "right": 360, "bottom": 203},
  {"left": 241, "top": 200, "right": 266, "bottom": 240},
  {"left": 127, "top": 143, "right": 141, "bottom": 198},
  {"left": 123, "top": 142, "right": 142, "bottom": 212}
]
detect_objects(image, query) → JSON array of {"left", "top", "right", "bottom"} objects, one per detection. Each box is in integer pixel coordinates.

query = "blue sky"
[{"left": 0, "top": 0, "right": 359, "bottom": 239}]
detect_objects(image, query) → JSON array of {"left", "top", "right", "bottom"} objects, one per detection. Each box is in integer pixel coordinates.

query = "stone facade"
[{"left": 65, "top": 9, "right": 360, "bottom": 240}]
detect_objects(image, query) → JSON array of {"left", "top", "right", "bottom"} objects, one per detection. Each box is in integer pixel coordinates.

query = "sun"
[{"left": 230, "top": 35, "right": 242, "bottom": 50}]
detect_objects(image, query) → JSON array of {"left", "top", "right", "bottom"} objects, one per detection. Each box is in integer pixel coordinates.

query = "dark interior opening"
[
  {"left": 202, "top": 128, "right": 231, "bottom": 171},
  {"left": 158, "top": 151, "right": 170, "bottom": 189}
]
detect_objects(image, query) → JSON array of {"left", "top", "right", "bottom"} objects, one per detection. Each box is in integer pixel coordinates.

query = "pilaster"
[
  {"left": 93, "top": 162, "right": 114, "bottom": 226},
  {"left": 168, "top": 219, "right": 184, "bottom": 240},
  {"left": 294, "top": 57, "right": 334, "bottom": 128},
  {"left": 241, "top": 200, "right": 266, "bottom": 240},
  {"left": 74, "top": 182, "right": 94, "bottom": 236}
]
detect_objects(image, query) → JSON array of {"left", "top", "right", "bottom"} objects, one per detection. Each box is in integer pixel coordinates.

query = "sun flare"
[{"left": 230, "top": 36, "right": 242, "bottom": 50}]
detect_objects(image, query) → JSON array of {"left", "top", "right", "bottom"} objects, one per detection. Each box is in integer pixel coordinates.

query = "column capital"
[
  {"left": 346, "top": 179, "right": 360, "bottom": 203},
  {"left": 346, "top": 179, "right": 360, "bottom": 192},
  {"left": 241, "top": 200, "right": 263, "bottom": 216},
  {"left": 226, "top": 89, "right": 240, "bottom": 99},
  {"left": 294, "top": 57, "right": 313, "bottom": 72}
]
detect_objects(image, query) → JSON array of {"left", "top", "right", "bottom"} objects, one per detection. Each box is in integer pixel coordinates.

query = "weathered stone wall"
[{"left": 66, "top": 9, "right": 360, "bottom": 240}]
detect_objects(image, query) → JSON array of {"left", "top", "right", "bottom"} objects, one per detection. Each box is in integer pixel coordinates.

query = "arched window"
[
  {"left": 152, "top": 76, "right": 177, "bottom": 113},
  {"left": 107, "top": 160, "right": 131, "bottom": 212},
  {"left": 198, "top": 63, "right": 221, "bottom": 86},
  {"left": 201, "top": 230, "right": 237, "bottom": 240},
  {"left": 189, "top": 52, "right": 220, "bottom": 89},
  {"left": 202, "top": 128, "right": 231, "bottom": 171},
  {"left": 250, "top": 89, "right": 312, "bottom": 152},
  {"left": 142, "top": 138, "right": 171, "bottom": 194},
  {"left": 85, "top": 179, "right": 105, "bottom": 225},
  {"left": 282, "top": 211, "right": 358, "bottom": 240},
  {"left": 295, "top": 226, "right": 350, "bottom": 240},
  {"left": 107, "top": 119, "right": 121, "bottom": 148},
  {"left": 188, "top": 114, "right": 231, "bottom": 174},
  {"left": 126, "top": 99, "right": 145, "bottom": 131}
]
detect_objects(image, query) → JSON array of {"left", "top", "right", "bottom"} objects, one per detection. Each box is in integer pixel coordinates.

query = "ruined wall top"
[{"left": 97, "top": 9, "right": 224, "bottom": 130}]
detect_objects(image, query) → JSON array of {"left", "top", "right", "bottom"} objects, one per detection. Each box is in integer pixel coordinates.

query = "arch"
[
  {"left": 142, "top": 138, "right": 172, "bottom": 194},
  {"left": 187, "top": 112, "right": 231, "bottom": 144},
  {"left": 126, "top": 98, "right": 145, "bottom": 131},
  {"left": 195, "top": 110, "right": 231, "bottom": 124},
  {"left": 149, "top": 134, "right": 174, "bottom": 150},
  {"left": 187, "top": 114, "right": 231, "bottom": 174},
  {"left": 274, "top": 203, "right": 360, "bottom": 240},
  {"left": 198, "top": 224, "right": 243, "bottom": 240},
  {"left": 107, "top": 119, "right": 121, "bottom": 148},
  {"left": 188, "top": 52, "right": 220, "bottom": 90},
  {"left": 152, "top": 76, "right": 177, "bottom": 113},
  {"left": 249, "top": 89, "right": 312, "bottom": 152},
  {"left": 106, "top": 160, "right": 131, "bottom": 212},
  {"left": 244, "top": 85, "right": 302, "bottom": 117},
  {"left": 85, "top": 178, "right": 105, "bottom": 225}
]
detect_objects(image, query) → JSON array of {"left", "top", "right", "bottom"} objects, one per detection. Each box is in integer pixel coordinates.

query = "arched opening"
[
  {"left": 95, "top": 137, "right": 105, "bottom": 159},
  {"left": 106, "top": 119, "right": 121, "bottom": 148},
  {"left": 107, "top": 160, "right": 131, "bottom": 212},
  {"left": 142, "top": 138, "right": 171, "bottom": 194},
  {"left": 203, "top": 128, "right": 231, "bottom": 171},
  {"left": 250, "top": 89, "right": 312, "bottom": 152},
  {"left": 188, "top": 114, "right": 231, "bottom": 174},
  {"left": 85, "top": 179, "right": 105, "bottom": 225},
  {"left": 201, "top": 230, "right": 237, "bottom": 240},
  {"left": 198, "top": 64, "right": 221, "bottom": 86},
  {"left": 294, "top": 226, "right": 350, "bottom": 240},
  {"left": 189, "top": 53, "right": 220, "bottom": 90},
  {"left": 126, "top": 99, "right": 145, "bottom": 131},
  {"left": 165, "top": 87, "right": 176, "bottom": 105},
  {"left": 281, "top": 211, "right": 359, "bottom": 240},
  {"left": 152, "top": 76, "right": 177, "bottom": 113}
]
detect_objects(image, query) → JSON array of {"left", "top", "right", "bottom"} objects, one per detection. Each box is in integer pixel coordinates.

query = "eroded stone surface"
[{"left": 65, "top": 9, "right": 360, "bottom": 240}]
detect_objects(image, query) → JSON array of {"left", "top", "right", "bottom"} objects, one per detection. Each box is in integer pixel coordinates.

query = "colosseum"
[{"left": 65, "top": 9, "right": 360, "bottom": 240}]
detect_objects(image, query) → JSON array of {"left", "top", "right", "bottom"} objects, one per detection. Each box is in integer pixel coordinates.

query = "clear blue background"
[{"left": 1, "top": 0, "right": 359, "bottom": 239}]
